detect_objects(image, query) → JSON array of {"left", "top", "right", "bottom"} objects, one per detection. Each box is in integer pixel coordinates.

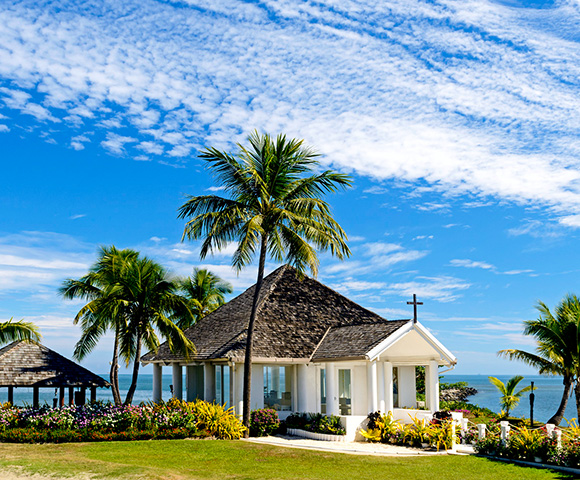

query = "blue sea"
[
  {"left": 2, "top": 373, "right": 578, "bottom": 425},
  {"left": 443, "top": 374, "right": 579, "bottom": 425}
]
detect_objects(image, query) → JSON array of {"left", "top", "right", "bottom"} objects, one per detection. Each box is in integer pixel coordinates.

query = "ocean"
[{"left": 2, "top": 373, "right": 577, "bottom": 425}]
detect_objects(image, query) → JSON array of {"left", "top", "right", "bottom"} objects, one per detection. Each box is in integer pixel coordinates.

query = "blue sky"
[{"left": 1, "top": 0, "right": 580, "bottom": 376}]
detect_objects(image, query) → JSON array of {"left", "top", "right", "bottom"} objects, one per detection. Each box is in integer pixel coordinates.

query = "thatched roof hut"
[{"left": 0, "top": 340, "right": 109, "bottom": 407}]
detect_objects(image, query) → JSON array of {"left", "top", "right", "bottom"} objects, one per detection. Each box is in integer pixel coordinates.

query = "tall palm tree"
[
  {"left": 62, "top": 247, "right": 195, "bottom": 404},
  {"left": 61, "top": 246, "right": 139, "bottom": 404},
  {"left": 178, "top": 130, "right": 351, "bottom": 435},
  {"left": 177, "top": 268, "right": 233, "bottom": 328},
  {"left": 488, "top": 375, "right": 533, "bottom": 418},
  {"left": 116, "top": 256, "right": 195, "bottom": 404},
  {"left": 0, "top": 318, "right": 41, "bottom": 345},
  {"left": 499, "top": 295, "right": 580, "bottom": 425}
]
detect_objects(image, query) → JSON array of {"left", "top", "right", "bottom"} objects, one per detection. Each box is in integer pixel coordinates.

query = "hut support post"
[
  {"left": 79, "top": 386, "right": 86, "bottom": 406},
  {"left": 153, "top": 363, "right": 162, "bottom": 403},
  {"left": 69, "top": 387, "right": 74, "bottom": 405},
  {"left": 59, "top": 386, "right": 65, "bottom": 406},
  {"left": 172, "top": 364, "right": 182, "bottom": 400},
  {"left": 33, "top": 387, "right": 39, "bottom": 408},
  {"left": 90, "top": 387, "right": 97, "bottom": 403},
  {"left": 7, "top": 386, "right": 13, "bottom": 405}
]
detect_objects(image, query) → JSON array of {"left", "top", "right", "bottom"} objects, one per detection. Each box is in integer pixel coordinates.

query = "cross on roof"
[{"left": 407, "top": 294, "right": 423, "bottom": 324}]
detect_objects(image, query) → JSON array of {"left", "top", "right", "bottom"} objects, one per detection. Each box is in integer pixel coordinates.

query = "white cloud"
[
  {"left": 0, "top": 124, "right": 9, "bottom": 132},
  {"left": 0, "top": 0, "right": 580, "bottom": 223},
  {"left": 450, "top": 259, "right": 495, "bottom": 270},
  {"left": 101, "top": 133, "right": 138, "bottom": 155},
  {"left": 206, "top": 186, "right": 227, "bottom": 192},
  {"left": 382, "top": 275, "right": 471, "bottom": 303}
]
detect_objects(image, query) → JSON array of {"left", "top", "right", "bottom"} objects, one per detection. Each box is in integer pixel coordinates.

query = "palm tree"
[
  {"left": 62, "top": 247, "right": 195, "bottom": 404},
  {"left": 177, "top": 268, "right": 233, "bottom": 328},
  {"left": 488, "top": 375, "right": 533, "bottom": 418},
  {"left": 116, "top": 255, "right": 195, "bottom": 404},
  {"left": 178, "top": 130, "right": 351, "bottom": 435},
  {"left": 498, "top": 295, "right": 580, "bottom": 425},
  {"left": 61, "top": 246, "right": 139, "bottom": 404},
  {"left": 0, "top": 318, "right": 41, "bottom": 345}
]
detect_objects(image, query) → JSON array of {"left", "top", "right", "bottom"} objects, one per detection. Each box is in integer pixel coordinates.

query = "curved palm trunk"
[
  {"left": 110, "top": 326, "right": 122, "bottom": 405},
  {"left": 125, "top": 331, "right": 142, "bottom": 405},
  {"left": 242, "top": 234, "right": 268, "bottom": 437},
  {"left": 575, "top": 377, "right": 580, "bottom": 423},
  {"left": 547, "top": 376, "right": 572, "bottom": 426}
]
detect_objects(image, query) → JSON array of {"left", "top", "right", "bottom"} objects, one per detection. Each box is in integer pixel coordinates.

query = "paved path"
[{"left": 246, "top": 435, "right": 475, "bottom": 456}]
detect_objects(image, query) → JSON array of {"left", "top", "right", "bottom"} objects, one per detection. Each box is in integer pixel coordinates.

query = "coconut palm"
[
  {"left": 178, "top": 130, "right": 351, "bottom": 435},
  {"left": 177, "top": 268, "right": 233, "bottom": 328},
  {"left": 116, "top": 255, "right": 195, "bottom": 404},
  {"left": 61, "top": 246, "right": 139, "bottom": 404},
  {"left": 0, "top": 318, "right": 41, "bottom": 345},
  {"left": 62, "top": 246, "right": 195, "bottom": 404},
  {"left": 488, "top": 375, "right": 534, "bottom": 418},
  {"left": 499, "top": 295, "right": 580, "bottom": 425}
]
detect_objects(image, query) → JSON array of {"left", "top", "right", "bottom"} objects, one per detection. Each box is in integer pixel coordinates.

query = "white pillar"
[
  {"left": 292, "top": 365, "right": 298, "bottom": 412},
  {"left": 204, "top": 363, "right": 215, "bottom": 402},
  {"left": 477, "top": 424, "right": 486, "bottom": 440},
  {"left": 325, "top": 363, "right": 339, "bottom": 415},
  {"left": 172, "top": 364, "right": 183, "bottom": 400},
  {"left": 234, "top": 364, "right": 244, "bottom": 417},
  {"left": 251, "top": 364, "right": 264, "bottom": 410},
  {"left": 297, "top": 364, "right": 315, "bottom": 412},
  {"left": 367, "top": 361, "right": 378, "bottom": 412},
  {"left": 384, "top": 362, "right": 393, "bottom": 413},
  {"left": 152, "top": 363, "right": 162, "bottom": 403},
  {"left": 428, "top": 360, "right": 439, "bottom": 412},
  {"left": 377, "top": 362, "right": 385, "bottom": 413}
]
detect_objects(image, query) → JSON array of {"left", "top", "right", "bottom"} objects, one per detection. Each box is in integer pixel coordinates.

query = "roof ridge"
[
  {"left": 252, "top": 264, "right": 291, "bottom": 320},
  {"left": 309, "top": 326, "right": 331, "bottom": 362}
]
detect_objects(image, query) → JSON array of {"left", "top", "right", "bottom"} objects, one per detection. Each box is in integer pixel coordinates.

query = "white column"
[
  {"left": 292, "top": 365, "right": 298, "bottom": 411},
  {"left": 251, "top": 364, "right": 264, "bottom": 410},
  {"left": 377, "top": 362, "right": 386, "bottom": 413},
  {"left": 152, "top": 363, "right": 162, "bottom": 403},
  {"left": 172, "top": 364, "right": 183, "bottom": 400},
  {"left": 428, "top": 360, "right": 439, "bottom": 412},
  {"left": 384, "top": 362, "right": 394, "bottom": 414},
  {"left": 368, "top": 361, "right": 378, "bottom": 412},
  {"left": 297, "top": 364, "right": 312, "bottom": 412},
  {"left": 325, "top": 363, "right": 339, "bottom": 415},
  {"left": 204, "top": 363, "right": 215, "bottom": 402},
  {"left": 235, "top": 364, "right": 244, "bottom": 417}
]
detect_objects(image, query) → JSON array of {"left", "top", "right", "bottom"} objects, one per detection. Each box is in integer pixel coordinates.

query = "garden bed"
[{"left": 0, "top": 398, "right": 245, "bottom": 443}]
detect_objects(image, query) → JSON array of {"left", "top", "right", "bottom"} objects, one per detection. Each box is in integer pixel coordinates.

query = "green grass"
[{"left": 0, "top": 439, "right": 575, "bottom": 480}]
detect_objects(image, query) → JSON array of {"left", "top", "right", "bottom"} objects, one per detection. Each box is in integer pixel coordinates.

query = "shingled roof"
[
  {"left": 0, "top": 341, "right": 109, "bottom": 388},
  {"left": 143, "top": 264, "right": 411, "bottom": 364}
]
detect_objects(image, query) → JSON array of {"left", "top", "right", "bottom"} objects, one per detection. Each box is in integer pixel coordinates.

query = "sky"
[{"left": 1, "top": 0, "right": 580, "bottom": 377}]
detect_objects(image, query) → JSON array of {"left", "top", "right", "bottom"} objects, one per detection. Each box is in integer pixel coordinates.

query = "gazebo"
[{"left": 0, "top": 341, "right": 109, "bottom": 407}]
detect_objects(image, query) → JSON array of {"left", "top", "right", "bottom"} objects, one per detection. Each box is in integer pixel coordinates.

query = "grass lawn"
[{"left": 0, "top": 439, "right": 575, "bottom": 480}]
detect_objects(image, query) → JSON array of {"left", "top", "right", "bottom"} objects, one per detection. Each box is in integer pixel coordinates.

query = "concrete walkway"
[{"left": 246, "top": 435, "right": 474, "bottom": 456}]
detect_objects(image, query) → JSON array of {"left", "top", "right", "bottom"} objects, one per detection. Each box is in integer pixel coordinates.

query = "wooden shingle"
[
  {"left": 142, "top": 264, "right": 411, "bottom": 364},
  {"left": 0, "top": 341, "right": 109, "bottom": 387}
]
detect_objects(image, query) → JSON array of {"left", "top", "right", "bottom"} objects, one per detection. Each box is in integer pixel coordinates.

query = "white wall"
[{"left": 352, "top": 365, "right": 368, "bottom": 415}]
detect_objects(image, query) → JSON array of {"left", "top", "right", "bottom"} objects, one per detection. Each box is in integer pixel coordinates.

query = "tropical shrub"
[
  {"left": 285, "top": 412, "right": 346, "bottom": 435},
  {"left": 360, "top": 411, "right": 454, "bottom": 450},
  {"left": 250, "top": 408, "right": 280, "bottom": 437}
]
